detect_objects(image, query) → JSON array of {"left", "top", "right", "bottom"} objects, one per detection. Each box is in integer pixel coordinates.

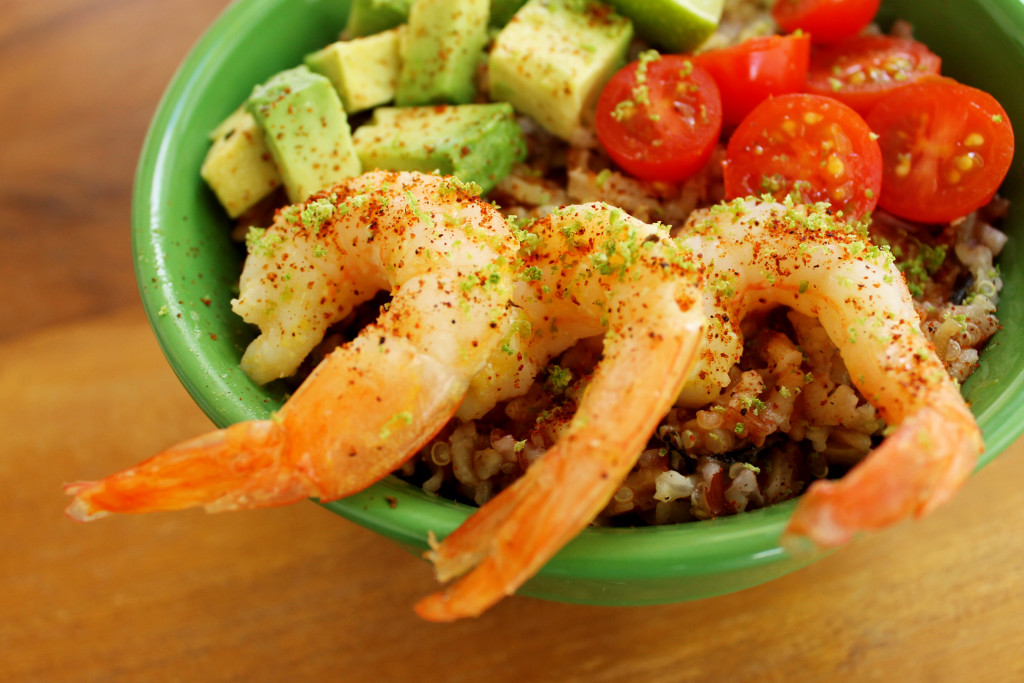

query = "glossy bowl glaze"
[{"left": 133, "top": 0, "right": 1024, "bottom": 605}]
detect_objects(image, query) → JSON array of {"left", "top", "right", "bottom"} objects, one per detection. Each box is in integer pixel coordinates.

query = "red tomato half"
[
  {"left": 595, "top": 53, "right": 723, "bottom": 182},
  {"left": 806, "top": 35, "right": 942, "bottom": 115},
  {"left": 723, "top": 93, "right": 882, "bottom": 220},
  {"left": 867, "top": 77, "right": 1015, "bottom": 224},
  {"left": 695, "top": 33, "right": 811, "bottom": 127},
  {"left": 772, "top": 0, "right": 881, "bottom": 45}
]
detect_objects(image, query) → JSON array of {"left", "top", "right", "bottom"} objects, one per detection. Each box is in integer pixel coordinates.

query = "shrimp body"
[
  {"left": 65, "top": 171, "right": 517, "bottom": 520},
  {"left": 414, "top": 203, "right": 705, "bottom": 621},
  {"left": 676, "top": 198, "right": 983, "bottom": 548}
]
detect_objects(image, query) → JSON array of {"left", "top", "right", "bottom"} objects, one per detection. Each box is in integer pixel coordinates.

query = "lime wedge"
[{"left": 606, "top": 0, "right": 724, "bottom": 53}]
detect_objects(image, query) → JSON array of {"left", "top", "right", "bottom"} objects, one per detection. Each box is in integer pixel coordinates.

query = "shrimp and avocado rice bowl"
[
  {"left": 239, "top": 0, "right": 1007, "bottom": 527},
  {"left": 77, "top": 0, "right": 1021, "bottom": 618}
]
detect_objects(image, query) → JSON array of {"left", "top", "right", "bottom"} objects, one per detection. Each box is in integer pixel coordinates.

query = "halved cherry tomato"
[
  {"left": 866, "top": 77, "right": 1015, "bottom": 224},
  {"left": 695, "top": 33, "right": 811, "bottom": 127},
  {"left": 772, "top": 0, "right": 881, "bottom": 45},
  {"left": 595, "top": 52, "right": 723, "bottom": 182},
  {"left": 723, "top": 93, "right": 882, "bottom": 220},
  {"left": 806, "top": 35, "right": 942, "bottom": 115}
]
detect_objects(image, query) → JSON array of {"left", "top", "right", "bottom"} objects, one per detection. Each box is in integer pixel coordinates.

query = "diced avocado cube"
[
  {"left": 343, "top": 0, "right": 414, "bottom": 38},
  {"left": 246, "top": 66, "right": 362, "bottom": 203},
  {"left": 395, "top": 0, "right": 490, "bottom": 106},
  {"left": 200, "top": 107, "right": 282, "bottom": 218},
  {"left": 351, "top": 103, "right": 526, "bottom": 194},
  {"left": 305, "top": 26, "right": 405, "bottom": 113},
  {"left": 345, "top": 0, "right": 525, "bottom": 38},
  {"left": 488, "top": 0, "right": 632, "bottom": 141}
]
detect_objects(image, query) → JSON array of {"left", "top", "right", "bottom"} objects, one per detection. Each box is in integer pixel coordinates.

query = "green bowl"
[{"left": 133, "top": 0, "right": 1024, "bottom": 605}]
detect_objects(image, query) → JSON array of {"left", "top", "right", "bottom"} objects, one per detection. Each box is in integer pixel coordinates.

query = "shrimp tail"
[
  {"left": 63, "top": 420, "right": 308, "bottom": 521},
  {"left": 414, "top": 454, "right": 614, "bottom": 621},
  {"left": 783, "top": 395, "right": 982, "bottom": 550},
  {"left": 415, "top": 302, "right": 704, "bottom": 621}
]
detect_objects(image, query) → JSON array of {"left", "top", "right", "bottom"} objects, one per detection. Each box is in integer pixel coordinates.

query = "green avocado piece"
[
  {"left": 351, "top": 103, "right": 526, "bottom": 194},
  {"left": 246, "top": 66, "right": 362, "bottom": 203},
  {"left": 604, "top": 0, "right": 723, "bottom": 53},
  {"left": 489, "top": 0, "right": 529, "bottom": 26},
  {"left": 395, "top": 0, "right": 490, "bottom": 106},
  {"left": 200, "top": 107, "right": 282, "bottom": 218},
  {"left": 304, "top": 26, "right": 405, "bottom": 113},
  {"left": 344, "top": 0, "right": 526, "bottom": 35},
  {"left": 343, "top": 0, "right": 414, "bottom": 37},
  {"left": 488, "top": 0, "right": 632, "bottom": 141}
]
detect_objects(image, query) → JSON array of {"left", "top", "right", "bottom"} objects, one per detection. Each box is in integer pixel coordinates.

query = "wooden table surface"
[{"left": 4, "top": 2, "right": 1024, "bottom": 681}]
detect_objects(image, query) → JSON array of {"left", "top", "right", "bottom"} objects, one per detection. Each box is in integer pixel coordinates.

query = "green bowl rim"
[{"left": 130, "top": 0, "right": 1024, "bottom": 588}]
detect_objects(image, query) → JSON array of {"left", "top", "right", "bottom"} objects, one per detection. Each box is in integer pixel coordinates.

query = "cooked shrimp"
[
  {"left": 64, "top": 170, "right": 517, "bottom": 520},
  {"left": 675, "top": 198, "right": 983, "bottom": 549},
  {"left": 414, "top": 203, "right": 705, "bottom": 621}
]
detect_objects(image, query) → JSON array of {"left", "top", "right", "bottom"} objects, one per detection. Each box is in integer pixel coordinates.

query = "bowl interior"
[{"left": 133, "top": 0, "right": 1024, "bottom": 605}]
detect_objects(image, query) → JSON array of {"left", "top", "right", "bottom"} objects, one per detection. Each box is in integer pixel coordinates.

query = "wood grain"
[
  {"left": 0, "top": 0, "right": 228, "bottom": 341},
  {"left": 3, "top": 2, "right": 1023, "bottom": 681}
]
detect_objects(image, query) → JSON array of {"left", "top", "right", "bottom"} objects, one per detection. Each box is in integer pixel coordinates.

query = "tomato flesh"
[
  {"left": 723, "top": 93, "right": 882, "bottom": 220},
  {"left": 806, "top": 35, "right": 942, "bottom": 115},
  {"left": 772, "top": 0, "right": 881, "bottom": 45},
  {"left": 867, "top": 77, "right": 1015, "bottom": 224},
  {"left": 695, "top": 33, "right": 811, "bottom": 127},
  {"left": 595, "top": 53, "right": 723, "bottom": 182}
]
